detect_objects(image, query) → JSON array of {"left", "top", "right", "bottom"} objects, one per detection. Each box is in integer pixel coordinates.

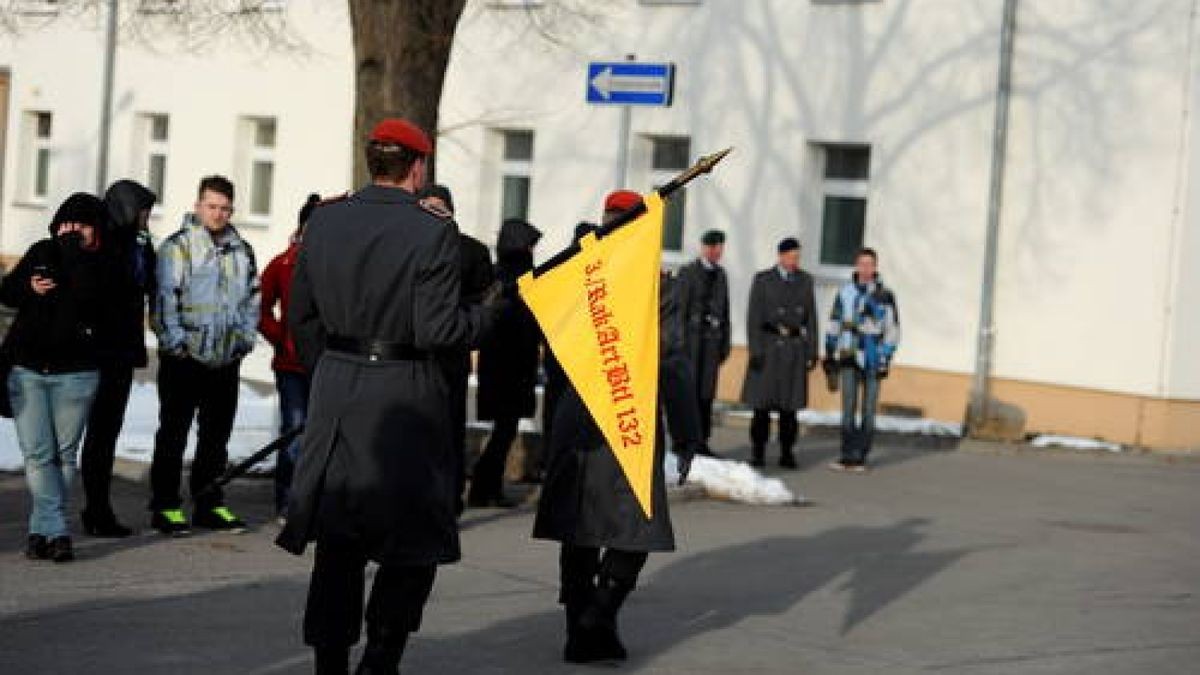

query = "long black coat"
[
  {"left": 740, "top": 267, "right": 818, "bottom": 411},
  {"left": 476, "top": 219, "right": 542, "bottom": 421},
  {"left": 533, "top": 275, "right": 702, "bottom": 552},
  {"left": 102, "top": 180, "right": 157, "bottom": 368},
  {"left": 676, "top": 259, "right": 731, "bottom": 399},
  {"left": 276, "top": 185, "right": 491, "bottom": 567}
]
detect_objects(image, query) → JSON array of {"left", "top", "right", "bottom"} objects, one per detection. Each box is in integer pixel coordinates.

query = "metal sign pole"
[{"left": 615, "top": 53, "right": 635, "bottom": 188}]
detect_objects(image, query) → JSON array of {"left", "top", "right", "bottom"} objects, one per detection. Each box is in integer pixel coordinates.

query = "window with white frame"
[
  {"left": 134, "top": 113, "right": 169, "bottom": 204},
  {"left": 816, "top": 143, "right": 870, "bottom": 267},
  {"left": 239, "top": 116, "right": 276, "bottom": 220},
  {"left": 18, "top": 111, "right": 53, "bottom": 203},
  {"left": 648, "top": 135, "right": 690, "bottom": 253},
  {"left": 499, "top": 129, "right": 534, "bottom": 221}
]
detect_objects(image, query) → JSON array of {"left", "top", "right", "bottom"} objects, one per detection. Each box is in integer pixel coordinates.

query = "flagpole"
[{"left": 599, "top": 147, "right": 733, "bottom": 235}]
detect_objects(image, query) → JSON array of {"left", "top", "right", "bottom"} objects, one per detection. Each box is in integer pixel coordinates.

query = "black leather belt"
[
  {"left": 762, "top": 323, "right": 806, "bottom": 339},
  {"left": 326, "top": 335, "right": 428, "bottom": 361}
]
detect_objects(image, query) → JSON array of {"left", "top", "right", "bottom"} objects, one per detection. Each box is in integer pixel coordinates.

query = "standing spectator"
[
  {"left": 148, "top": 175, "right": 259, "bottom": 535},
  {"left": 259, "top": 194, "right": 320, "bottom": 520},
  {"left": 677, "top": 229, "right": 731, "bottom": 448},
  {"left": 740, "top": 238, "right": 818, "bottom": 469},
  {"left": 469, "top": 218, "right": 542, "bottom": 508},
  {"left": 78, "top": 180, "right": 157, "bottom": 538},
  {"left": 1, "top": 193, "right": 116, "bottom": 562},
  {"left": 420, "top": 184, "right": 495, "bottom": 516},
  {"left": 826, "top": 248, "right": 901, "bottom": 472}
]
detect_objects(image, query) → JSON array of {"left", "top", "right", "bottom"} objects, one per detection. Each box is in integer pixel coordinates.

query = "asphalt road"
[{"left": 1, "top": 429, "right": 1197, "bottom": 674}]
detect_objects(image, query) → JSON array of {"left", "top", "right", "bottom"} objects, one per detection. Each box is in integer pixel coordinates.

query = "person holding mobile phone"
[{"left": 0, "top": 192, "right": 118, "bottom": 563}]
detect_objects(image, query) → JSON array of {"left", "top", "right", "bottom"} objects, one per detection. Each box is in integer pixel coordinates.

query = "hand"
[
  {"left": 877, "top": 363, "right": 890, "bottom": 380},
  {"left": 30, "top": 276, "right": 56, "bottom": 295},
  {"left": 748, "top": 354, "right": 764, "bottom": 371},
  {"left": 806, "top": 357, "right": 818, "bottom": 372}
]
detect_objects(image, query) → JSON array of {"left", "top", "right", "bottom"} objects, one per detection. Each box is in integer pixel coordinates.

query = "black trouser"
[
  {"left": 149, "top": 354, "right": 240, "bottom": 511},
  {"left": 470, "top": 415, "right": 519, "bottom": 499},
  {"left": 80, "top": 364, "right": 135, "bottom": 518},
  {"left": 559, "top": 544, "right": 648, "bottom": 607},
  {"left": 304, "top": 535, "right": 437, "bottom": 649},
  {"left": 750, "top": 408, "right": 798, "bottom": 454}
]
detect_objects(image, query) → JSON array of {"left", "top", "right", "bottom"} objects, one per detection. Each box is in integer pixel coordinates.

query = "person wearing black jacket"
[
  {"left": 534, "top": 191, "right": 702, "bottom": 664},
  {"left": 469, "top": 217, "right": 542, "bottom": 508},
  {"left": 420, "top": 184, "right": 495, "bottom": 516},
  {"left": 78, "top": 180, "right": 157, "bottom": 537},
  {"left": 1, "top": 193, "right": 117, "bottom": 562}
]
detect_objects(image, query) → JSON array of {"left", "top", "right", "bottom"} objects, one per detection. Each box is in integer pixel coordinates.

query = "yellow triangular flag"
[{"left": 518, "top": 193, "right": 664, "bottom": 520}]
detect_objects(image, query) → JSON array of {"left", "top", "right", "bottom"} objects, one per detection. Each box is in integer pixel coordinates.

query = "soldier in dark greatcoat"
[
  {"left": 534, "top": 190, "right": 702, "bottom": 664},
  {"left": 276, "top": 119, "right": 497, "bottom": 674},
  {"left": 739, "top": 237, "right": 819, "bottom": 469},
  {"left": 676, "top": 228, "right": 731, "bottom": 445}
]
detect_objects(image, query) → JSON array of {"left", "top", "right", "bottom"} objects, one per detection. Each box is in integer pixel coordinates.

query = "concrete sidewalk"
[{"left": 0, "top": 430, "right": 1197, "bottom": 674}]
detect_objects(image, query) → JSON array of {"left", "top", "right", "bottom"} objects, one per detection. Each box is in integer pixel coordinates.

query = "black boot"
[
  {"left": 82, "top": 509, "right": 133, "bottom": 538},
  {"left": 562, "top": 585, "right": 602, "bottom": 663},
  {"left": 25, "top": 534, "right": 49, "bottom": 561},
  {"left": 577, "top": 576, "right": 634, "bottom": 662},
  {"left": 48, "top": 536, "right": 75, "bottom": 563},
  {"left": 750, "top": 445, "right": 765, "bottom": 468},
  {"left": 354, "top": 634, "right": 407, "bottom": 674},
  {"left": 314, "top": 645, "right": 349, "bottom": 675},
  {"left": 779, "top": 446, "right": 797, "bottom": 469}
]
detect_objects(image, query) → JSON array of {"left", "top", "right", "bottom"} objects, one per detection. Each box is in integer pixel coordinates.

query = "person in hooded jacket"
[
  {"left": 76, "top": 180, "right": 157, "bottom": 538},
  {"left": 259, "top": 194, "right": 321, "bottom": 519},
  {"left": 1, "top": 193, "right": 118, "bottom": 562},
  {"left": 468, "top": 218, "right": 542, "bottom": 508},
  {"left": 534, "top": 190, "right": 702, "bottom": 664}
]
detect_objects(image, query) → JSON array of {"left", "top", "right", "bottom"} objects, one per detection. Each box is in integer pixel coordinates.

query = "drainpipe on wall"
[
  {"left": 967, "top": 0, "right": 1020, "bottom": 436},
  {"left": 96, "top": 0, "right": 118, "bottom": 193}
]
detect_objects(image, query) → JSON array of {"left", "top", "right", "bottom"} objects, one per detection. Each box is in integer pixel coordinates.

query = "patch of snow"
[
  {"left": 665, "top": 452, "right": 801, "bottom": 506},
  {"left": 727, "top": 409, "right": 962, "bottom": 437},
  {"left": 1030, "top": 435, "right": 1122, "bottom": 453}
]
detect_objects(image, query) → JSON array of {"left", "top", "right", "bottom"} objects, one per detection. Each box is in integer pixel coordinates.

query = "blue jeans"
[
  {"left": 275, "top": 370, "right": 310, "bottom": 514},
  {"left": 8, "top": 367, "right": 101, "bottom": 537},
  {"left": 840, "top": 367, "right": 881, "bottom": 466}
]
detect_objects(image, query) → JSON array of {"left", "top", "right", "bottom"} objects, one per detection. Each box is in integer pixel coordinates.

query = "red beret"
[
  {"left": 369, "top": 118, "right": 433, "bottom": 155},
  {"left": 604, "top": 190, "right": 642, "bottom": 213}
]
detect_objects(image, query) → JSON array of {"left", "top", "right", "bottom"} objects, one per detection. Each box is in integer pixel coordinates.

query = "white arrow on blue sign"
[{"left": 586, "top": 61, "right": 675, "bottom": 107}]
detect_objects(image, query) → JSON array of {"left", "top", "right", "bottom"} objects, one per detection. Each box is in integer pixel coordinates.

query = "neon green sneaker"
[
  {"left": 151, "top": 509, "right": 191, "bottom": 536},
  {"left": 193, "top": 506, "right": 247, "bottom": 533}
]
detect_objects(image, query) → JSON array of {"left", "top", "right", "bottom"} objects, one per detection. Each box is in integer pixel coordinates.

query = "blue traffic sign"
[{"left": 586, "top": 61, "right": 675, "bottom": 107}]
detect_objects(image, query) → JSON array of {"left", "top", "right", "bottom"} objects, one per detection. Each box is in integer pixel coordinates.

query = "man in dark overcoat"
[
  {"left": 676, "top": 229, "right": 731, "bottom": 445},
  {"left": 276, "top": 119, "right": 496, "bottom": 674},
  {"left": 739, "top": 237, "right": 818, "bottom": 469},
  {"left": 534, "top": 190, "right": 702, "bottom": 665}
]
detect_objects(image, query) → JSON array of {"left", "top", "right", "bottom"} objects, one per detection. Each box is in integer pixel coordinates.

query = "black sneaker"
[
  {"left": 192, "top": 506, "right": 247, "bottom": 533},
  {"left": 48, "top": 536, "right": 74, "bottom": 563},
  {"left": 25, "top": 534, "right": 49, "bottom": 561},
  {"left": 151, "top": 509, "right": 192, "bottom": 536}
]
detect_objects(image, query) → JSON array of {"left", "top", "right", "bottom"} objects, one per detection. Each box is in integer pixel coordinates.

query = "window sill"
[
  {"left": 12, "top": 200, "right": 48, "bottom": 211},
  {"left": 239, "top": 216, "right": 272, "bottom": 230}
]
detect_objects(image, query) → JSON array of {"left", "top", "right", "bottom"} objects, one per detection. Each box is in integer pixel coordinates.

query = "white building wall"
[
  {"left": 990, "top": 0, "right": 1198, "bottom": 398},
  {"left": 0, "top": 0, "right": 1194, "bottom": 404}
]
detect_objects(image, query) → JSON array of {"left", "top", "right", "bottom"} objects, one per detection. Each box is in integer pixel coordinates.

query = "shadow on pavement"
[{"left": 408, "top": 517, "right": 977, "bottom": 671}]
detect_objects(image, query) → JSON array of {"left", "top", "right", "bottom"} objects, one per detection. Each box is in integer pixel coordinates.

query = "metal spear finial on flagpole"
[{"left": 600, "top": 147, "right": 734, "bottom": 235}]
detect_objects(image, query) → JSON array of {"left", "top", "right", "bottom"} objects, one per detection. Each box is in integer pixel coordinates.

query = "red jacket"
[{"left": 258, "top": 242, "right": 305, "bottom": 373}]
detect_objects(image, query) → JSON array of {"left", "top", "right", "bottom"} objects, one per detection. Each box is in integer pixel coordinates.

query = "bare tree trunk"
[{"left": 348, "top": 0, "right": 467, "bottom": 185}]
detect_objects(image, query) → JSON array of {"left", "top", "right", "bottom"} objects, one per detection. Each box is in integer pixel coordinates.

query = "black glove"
[
  {"left": 806, "top": 357, "right": 818, "bottom": 372},
  {"left": 748, "top": 354, "right": 764, "bottom": 371},
  {"left": 878, "top": 362, "right": 890, "bottom": 380}
]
